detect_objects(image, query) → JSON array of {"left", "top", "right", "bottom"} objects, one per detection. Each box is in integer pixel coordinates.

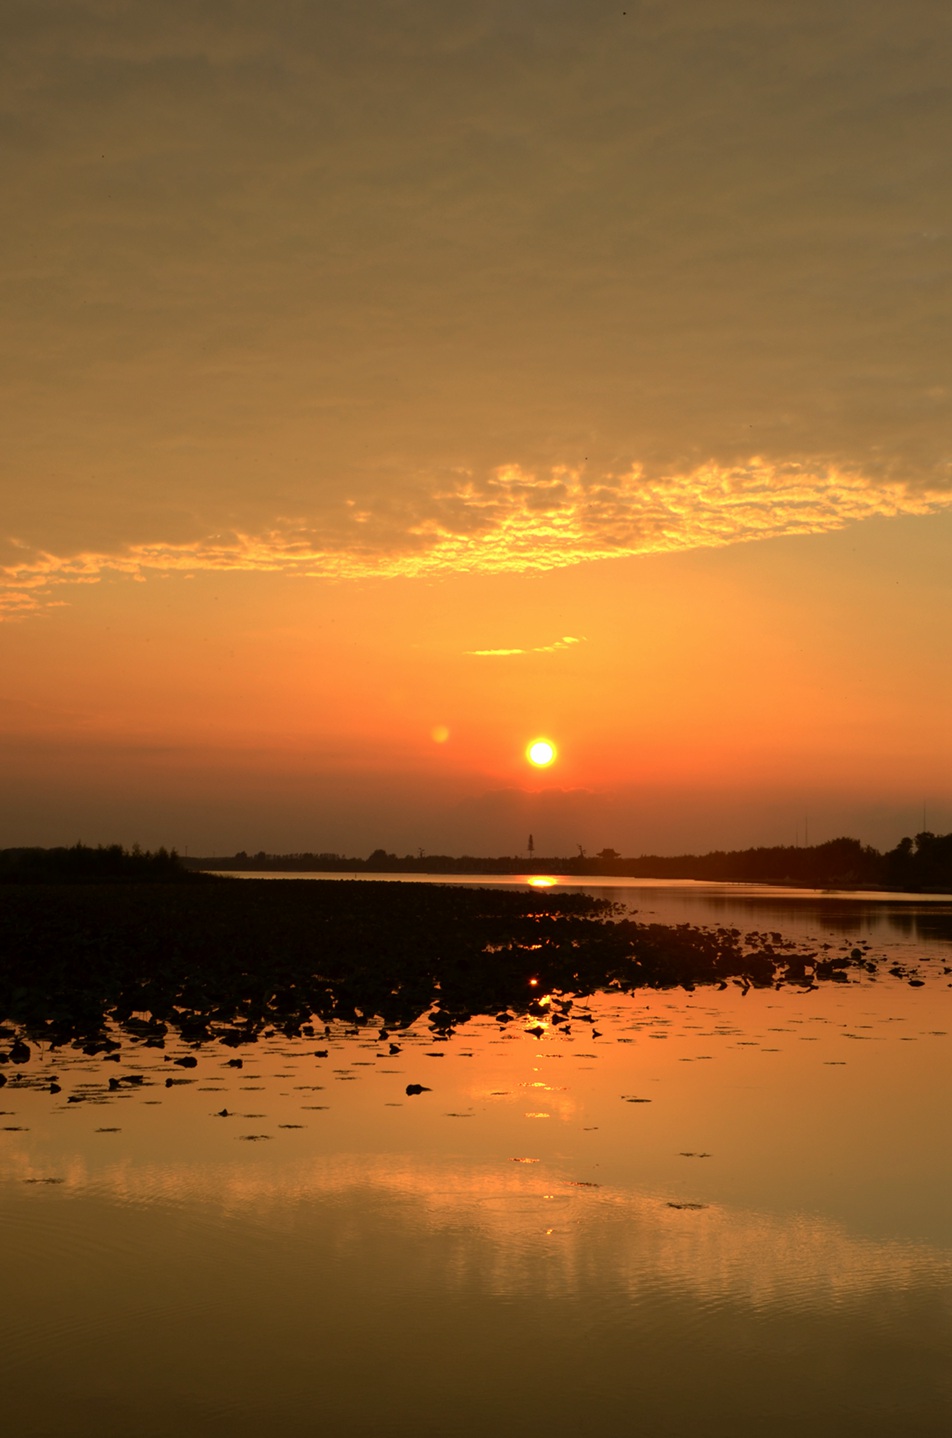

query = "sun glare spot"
[
  {"left": 528, "top": 876, "right": 556, "bottom": 888},
  {"left": 527, "top": 739, "right": 556, "bottom": 766},
  {"left": 431, "top": 725, "right": 450, "bottom": 743}
]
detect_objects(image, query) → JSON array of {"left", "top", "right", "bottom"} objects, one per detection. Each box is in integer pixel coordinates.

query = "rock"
[{"left": 405, "top": 1084, "right": 431, "bottom": 1096}]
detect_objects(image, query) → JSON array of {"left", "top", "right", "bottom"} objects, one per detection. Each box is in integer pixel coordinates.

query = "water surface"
[
  {"left": 222, "top": 869, "right": 952, "bottom": 955},
  {"left": 2, "top": 924, "right": 950, "bottom": 1437}
]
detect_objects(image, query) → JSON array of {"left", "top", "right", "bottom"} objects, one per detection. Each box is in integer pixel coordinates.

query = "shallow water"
[
  {"left": 2, "top": 938, "right": 951, "bottom": 1437},
  {"left": 224, "top": 869, "right": 952, "bottom": 955}
]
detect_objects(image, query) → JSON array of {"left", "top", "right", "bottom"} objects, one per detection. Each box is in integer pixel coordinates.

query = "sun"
[{"left": 527, "top": 738, "right": 556, "bottom": 767}]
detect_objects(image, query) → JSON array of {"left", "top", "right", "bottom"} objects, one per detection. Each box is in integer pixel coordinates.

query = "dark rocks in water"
[
  {"left": 108, "top": 1077, "right": 120, "bottom": 1090},
  {"left": 216, "top": 1108, "right": 231, "bottom": 1117},
  {"left": 405, "top": 1084, "right": 431, "bottom": 1096},
  {"left": 49, "top": 1082, "right": 61, "bottom": 1094},
  {"left": 67, "top": 1095, "right": 84, "bottom": 1103},
  {"left": 909, "top": 978, "right": 925, "bottom": 987},
  {"left": 527, "top": 1025, "right": 545, "bottom": 1038},
  {"left": 82, "top": 1038, "right": 120, "bottom": 1056},
  {"left": 226, "top": 1058, "right": 243, "bottom": 1068},
  {"left": 0, "top": 1074, "right": 6, "bottom": 1088},
  {"left": 0, "top": 878, "right": 914, "bottom": 1061}
]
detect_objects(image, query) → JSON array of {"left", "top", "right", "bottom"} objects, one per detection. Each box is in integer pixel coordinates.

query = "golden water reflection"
[{"left": 2, "top": 973, "right": 951, "bottom": 1436}]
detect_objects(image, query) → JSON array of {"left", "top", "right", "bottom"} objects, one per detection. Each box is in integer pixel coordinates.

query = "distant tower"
[{"left": 527, "top": 833, "right": 535, "bottom": 857}]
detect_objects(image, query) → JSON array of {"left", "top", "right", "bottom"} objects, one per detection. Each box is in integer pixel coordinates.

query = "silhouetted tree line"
[
  {"left": 186, "top": 832, "right": 952, "bottom": 893},
  {"left": 0, "top": 843, "right": 202, "bottom": 884}
]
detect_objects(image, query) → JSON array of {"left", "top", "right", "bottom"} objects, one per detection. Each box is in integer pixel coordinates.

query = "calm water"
[
  {"left": 223, "top": 870, "right": 952, "bottom": 956},
  {"left": 2, "top": 880, "right": 951, "bottom": 1436}
]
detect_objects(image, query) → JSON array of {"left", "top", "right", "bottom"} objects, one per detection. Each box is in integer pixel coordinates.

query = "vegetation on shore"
[
  {"left": 2, "top": 833, "right": 950, "bottom": 893},
  {"left": 188, "top": 832, "right": 952, "bottom": 893},
  {"left": 0, "top": 843, "right": 204, "bottom": 884}
]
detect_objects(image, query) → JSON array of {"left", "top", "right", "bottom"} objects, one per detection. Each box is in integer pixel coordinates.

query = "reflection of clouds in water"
[{"left": 6, "top": 1151, "right": 948, "bottom": 1312}]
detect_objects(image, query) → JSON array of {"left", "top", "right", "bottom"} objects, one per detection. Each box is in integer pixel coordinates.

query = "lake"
[
  {"left": 1, "top": 877, "right": 950, "bottom": 1436},
  {"left": 220, "top": 868, "right": 952, "bottom": 956}
]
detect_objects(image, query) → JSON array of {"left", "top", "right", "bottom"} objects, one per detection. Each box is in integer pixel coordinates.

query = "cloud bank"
[{"left": 4, "top": 458, "right": 951, "bottom": 618}]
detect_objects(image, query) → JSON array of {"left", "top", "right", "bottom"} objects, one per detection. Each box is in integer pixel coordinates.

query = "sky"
[{"left": 2, "top": 0, "right": 951, "bottom": 857}]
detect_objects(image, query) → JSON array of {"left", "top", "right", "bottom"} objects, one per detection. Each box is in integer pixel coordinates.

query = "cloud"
[
  {"left": 3, "top": 458, "right": 952, "bottom": 619},
  {"left": 466, "top": 636, "right": 583, "bottom": 658},
  {"left": 3, "top": 1, "right": 951, "bottom": 589}
]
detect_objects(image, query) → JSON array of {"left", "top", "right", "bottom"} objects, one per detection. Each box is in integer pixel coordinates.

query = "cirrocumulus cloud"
[{"left": 3, "top": 459, "right": 951, "bottom": 620}]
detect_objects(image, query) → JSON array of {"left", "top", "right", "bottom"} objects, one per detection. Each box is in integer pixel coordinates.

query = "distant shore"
[
  {"left": 183, "top": 832, "right": 952, "bottom": 895},
  {"left": 2, "top": 837, "right": 950, "bottom": 895}
]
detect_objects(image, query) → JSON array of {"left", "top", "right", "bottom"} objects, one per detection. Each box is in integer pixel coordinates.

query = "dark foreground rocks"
[{"left": 0, "top": 878, "right": 904, "bottom": 1059}]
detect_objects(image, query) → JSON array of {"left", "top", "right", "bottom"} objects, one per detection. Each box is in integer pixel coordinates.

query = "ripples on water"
[{"left": 1, "top": 883, "right": 951, "bottom": 1437}]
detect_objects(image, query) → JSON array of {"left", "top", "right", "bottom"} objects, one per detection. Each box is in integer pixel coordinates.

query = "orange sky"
[{"left": 2, "top": 2, "right": 951, "bottom": 854}]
